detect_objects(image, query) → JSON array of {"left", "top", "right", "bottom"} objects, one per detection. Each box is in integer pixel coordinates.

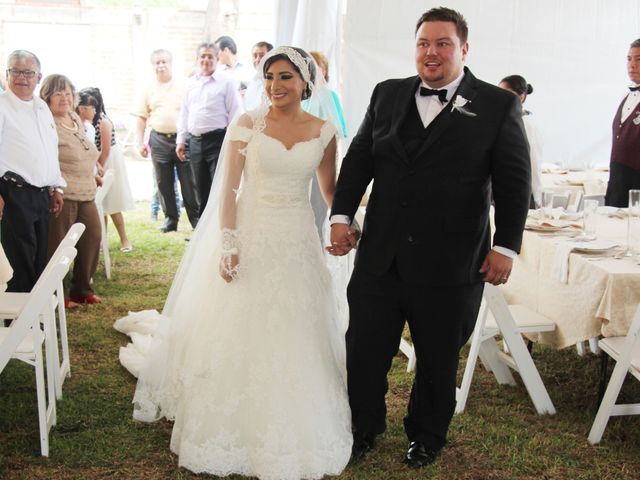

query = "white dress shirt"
[
  {"left": 621, "top": 85, "right": 640, "bottom": 123},
  {"left": 0, "top": 89, "right": 65, "bottom": 188},
  {"left": 414, "top": 72, "right": 464, "bottom": 127},
  {"left": 219, "top": 62, "right": 255, "bottom": 86},
  {"left": 176, "top": 69, "right": 243, "bottom": 145}
]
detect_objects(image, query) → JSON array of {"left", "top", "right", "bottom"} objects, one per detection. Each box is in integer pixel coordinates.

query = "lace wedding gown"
[{"left": 116, "top": 119, "right": 352, "bottom": 479}]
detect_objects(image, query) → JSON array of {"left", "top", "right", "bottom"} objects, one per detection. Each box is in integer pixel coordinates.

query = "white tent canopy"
[{"left": 278, "top": 0, "right": 640, "bottom": 169}]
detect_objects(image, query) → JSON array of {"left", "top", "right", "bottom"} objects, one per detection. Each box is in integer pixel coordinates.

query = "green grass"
[{"left": 1, "top": 202, "right": 639, "bottom": 479}]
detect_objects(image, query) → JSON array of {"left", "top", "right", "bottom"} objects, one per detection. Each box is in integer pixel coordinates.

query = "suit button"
[
  {"left": 408, "top": 235, "right": 414, "bottom": 243},
  {"left": 401, "top": 201, "right": 408, "bottom": 207}
]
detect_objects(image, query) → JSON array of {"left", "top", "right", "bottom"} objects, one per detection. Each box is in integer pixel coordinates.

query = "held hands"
[
  {"left": 326, "top": 223, "right": 359, "bottom": 256},
  {"left": 479, "top": 250, "right": 513, "bottom": 285}
]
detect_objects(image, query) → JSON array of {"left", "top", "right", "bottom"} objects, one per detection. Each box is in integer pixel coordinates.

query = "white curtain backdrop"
[
  {"left": 341, "top": 0, "right": 640, "bottom": 169},
  {"left": 273, "top": 0, "right": 344, "bottom": 90}
]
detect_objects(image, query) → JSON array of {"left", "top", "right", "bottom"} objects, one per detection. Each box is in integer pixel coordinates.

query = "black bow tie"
[
  {"left": 420, "top": 87, "right": 448, "bottom": 102},
  {"left": 630, "top": 85, "right": 640, "bottom": 92}
]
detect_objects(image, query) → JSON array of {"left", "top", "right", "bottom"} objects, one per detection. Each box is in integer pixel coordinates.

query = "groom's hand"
[
  {"left": 327, "top": 223, "right": 357, "bottom": 256},
  {"left": 479, "top": 250, "right": 513, "bottom": 285}
]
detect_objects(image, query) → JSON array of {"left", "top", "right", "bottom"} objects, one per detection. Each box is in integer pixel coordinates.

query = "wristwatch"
[{"left": 50, "top": 187, "right": 64, "bottom": 196}]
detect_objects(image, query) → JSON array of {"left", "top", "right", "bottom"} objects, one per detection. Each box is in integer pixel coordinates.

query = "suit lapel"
[
  {"left": 389, "top": 77, "right": 421, "bottom": 165},
  {"left": 413, "top": 67, "right": 479, "bottom": 162}
]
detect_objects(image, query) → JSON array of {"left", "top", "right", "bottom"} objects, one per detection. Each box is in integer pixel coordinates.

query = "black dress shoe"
[
  {"left": 403, "top": 441, "right": 439, "bottom": 468},
  {"left": 350, "top": 431, "right": 376, "bottom": 463},
  {"left": 157, "top": 221, "right": 178, "bottom": 233}
]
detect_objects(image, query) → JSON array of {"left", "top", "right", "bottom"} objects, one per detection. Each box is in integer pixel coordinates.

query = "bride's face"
[{"left": 264, "top": 59, "right": 306, "bottom": 108}]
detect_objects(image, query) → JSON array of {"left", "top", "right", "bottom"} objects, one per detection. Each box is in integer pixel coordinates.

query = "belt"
[
  {"left": 151, "top": 130, "right": 177, "bottom": 139},
  {"left": 191, "top": 128, "right": 226, "bottom": 139},
  {"left": 1, "top": 172, "right": 49, "bottom": 192}
]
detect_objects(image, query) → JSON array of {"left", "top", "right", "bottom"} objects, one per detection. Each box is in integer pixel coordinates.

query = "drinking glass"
[
  {"left": 627, "top": 190, "right": 640, "bottom": 258},
  {"left": 581, "top": 199, "right": 598, "bottom": 240},
  {"left": 541, "top": 190, "right": 554, "bottom": 221}
]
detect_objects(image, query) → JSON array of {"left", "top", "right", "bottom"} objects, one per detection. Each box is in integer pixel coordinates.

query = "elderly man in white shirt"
[
  {"left": 0, "top": 50, "right": 66, "bottom": 292},
  {"left": 176, "top": 43, "right": 242, "bottom": 216}
]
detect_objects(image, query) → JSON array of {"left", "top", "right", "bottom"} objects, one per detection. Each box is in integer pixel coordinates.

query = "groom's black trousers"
[{"left": 345, "top": 260, "right": 484, "bottom": 451}]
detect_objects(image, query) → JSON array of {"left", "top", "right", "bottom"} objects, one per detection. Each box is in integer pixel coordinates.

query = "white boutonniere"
[
  {"left": 451, "top": 95, "right": 477, "bottom": 117},
  {"left": 633, "top": 111, "right": 640, "bottom": 125}
]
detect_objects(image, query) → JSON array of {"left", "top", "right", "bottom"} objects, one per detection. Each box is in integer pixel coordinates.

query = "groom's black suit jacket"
[{"left": 332, "top": 67, "right": 531, "bottom": 285}]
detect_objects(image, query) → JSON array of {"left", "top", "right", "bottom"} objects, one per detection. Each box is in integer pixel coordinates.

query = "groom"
[{"left": 330, "top": 7, "right": 530, "bottom": 467}]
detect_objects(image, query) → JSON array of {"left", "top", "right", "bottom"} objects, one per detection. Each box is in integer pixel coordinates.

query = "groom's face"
[{"left": 415, "top": 20, "right": 468, "bottom": 88}]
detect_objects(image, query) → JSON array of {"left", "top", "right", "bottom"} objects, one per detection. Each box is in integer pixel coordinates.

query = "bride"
[{"left": 115, "top": 46, "right": 353, "bottom": 479}]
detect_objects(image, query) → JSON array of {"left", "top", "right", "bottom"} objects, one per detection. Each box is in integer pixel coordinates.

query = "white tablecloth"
[
  {"left": 541, "top": 170, "right": 609, "bottom": 196},
  {"left": 502, "top": 213, "right": 640, "bottom": 348}
]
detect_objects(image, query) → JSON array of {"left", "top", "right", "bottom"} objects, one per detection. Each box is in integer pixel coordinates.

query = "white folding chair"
[
  {"left": 552, "top": 193, "right": 570, "bottom": 209},
  {"left": 567, "top": 191, "right": 583, "bottom": 213},
  {"left": 577, "top": 193, "right": 605, "bottom": 212},
  {"left": 0, "top": 246, "right": 77, "bottom": 456},
  {"left": 454, "top": 283, "right": 556, "bottom": 415},
  {"left": 0, "top": 223, "right": 85, "bottom": 399},
  {"left": 588, "top": 304, "right": 640, "bottom": 444},
  {"left": 399, "top": 337, "right": 417, "bottom": 372},
  {"left": 95, "top": 169, "right": 115, "bottom": 279}
]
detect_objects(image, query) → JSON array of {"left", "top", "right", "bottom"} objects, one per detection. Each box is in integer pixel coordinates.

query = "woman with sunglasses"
[{"left": 40, "top": 74, "right": 103, "bottom": 308}]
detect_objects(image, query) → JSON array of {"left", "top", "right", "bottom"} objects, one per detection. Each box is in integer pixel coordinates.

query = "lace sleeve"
[
  {"left": 319, "top": 120, "right": 338, "bottom": 149},
  {"left": 226, "top": 123, "right": 253, "bottom": 143},
  {"left": 218, "top": 115, "right": 253, "bottom": 279},
  {"left": 219, "top": 114, "right": 252, "bottom": 231}
]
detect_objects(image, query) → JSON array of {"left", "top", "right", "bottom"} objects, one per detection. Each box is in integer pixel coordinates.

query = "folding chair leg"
[
  {"left": 56, "top": 282, "right": 71, "bottom": 382},
  {"left": 477, "top": 348, "right": 494, "bottom": 372},
  {"left": 456, "top": 325, "right": 487, "bottom": 413},
  {"left": 43, "top": 304, "right": 63, "bottom": 400},
  {"left": 399, "top": 338, "right": 416, "bottom": 372},
  {"left": 101, "top": 216, "right": 111, "bottom": 280},
  {"left": 479, "top": 338, "right": 516, "bottom": 386},
  {"left": 588, "top": 357, "right": 630, "bottom": 444},
  {"left": 576, "top": 341, "right": 587, "bottom": 356},
  {"left": 501, "top": 326, "right": 556, "bottom": 415},
  {"left": 597, "top": 354, "right": 609, "bottom": 407},
  {"left": 33, "top": 333, "right": 50, "bottom": 456}
]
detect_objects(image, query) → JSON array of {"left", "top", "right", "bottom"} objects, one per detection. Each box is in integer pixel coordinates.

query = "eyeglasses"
[
  {"left": 6, "top": 68, "right": 38, "bottom": 79},
  {"left": 72, "top": 130, "right": 92, "bottom": 151}
]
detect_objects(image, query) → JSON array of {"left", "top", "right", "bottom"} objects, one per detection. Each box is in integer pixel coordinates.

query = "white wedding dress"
[{"left": 115, "top": 118, "right": 352, "bottom": 479}]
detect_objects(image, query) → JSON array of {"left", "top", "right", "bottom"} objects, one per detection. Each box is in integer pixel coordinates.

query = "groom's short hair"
[
  {"left": 416, "top": 7, "right": 468, "bottom": 44},
  {"left": 631, "top": 39, "right": 640, "bottom": 48}
]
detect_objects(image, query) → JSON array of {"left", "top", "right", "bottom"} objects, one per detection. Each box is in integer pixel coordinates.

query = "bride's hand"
[{"left": 219, "top": 254, "right": 239, "bottom": 282}]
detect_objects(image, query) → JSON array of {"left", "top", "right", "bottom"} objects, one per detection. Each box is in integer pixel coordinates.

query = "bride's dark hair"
[{"left": 262, "top": 46, "right": 316, "bottom": 100}]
